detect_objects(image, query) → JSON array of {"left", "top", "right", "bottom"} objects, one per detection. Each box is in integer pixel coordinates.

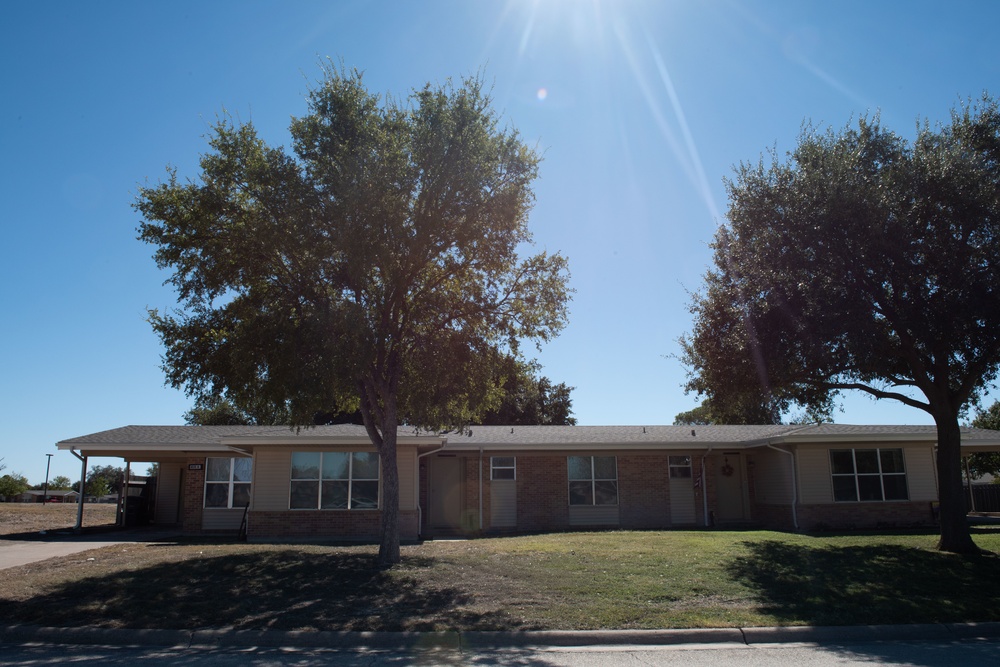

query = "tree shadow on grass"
[
  {"left": 727, "top": 539, "right": 1000, "bottom": 626},
  {"left": 0, "top": 548, "right": 517, "bottom": 632}
]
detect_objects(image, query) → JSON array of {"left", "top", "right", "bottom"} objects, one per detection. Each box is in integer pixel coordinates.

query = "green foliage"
[
  {"left": 0, "top": 473, "right": 29, "bottom": 498},
  {"left": 48, "top": 476, "right": 72, "bottom": 491},
  {"left": 973, "top": 401, "right": 1000, "bottom": 431},
  {"left": 135, "top": 65, "right": 571, "bottom": 564},
  {"left": 673, "top": 402, "right": 717, "bottom": 426},
  {"left": 673, "top": 398, "right": 832, "bottom": 426},
  {"left": 681, "top": 96, "right": 1000, "bottom": 552},
  {"left": 184, "top": 395, "right": 364, "bottom": 426},
  {"left": 969, "top": 401, "right": 1000, "bottom": 479},
  {"left": 479, "top": 359, "right": 576, "bottom": 425},
  {"left": 183, "top": 397, "right": 288, "bottom": 426},
  {"left": 73, "top": 465, "right": 123, "bottom": 497}
]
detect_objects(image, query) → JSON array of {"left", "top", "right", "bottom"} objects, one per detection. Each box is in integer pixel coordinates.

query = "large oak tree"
[
  {"left": 681, "top": 96, "right": 1000, "bottom": 554},
  {"left": 136, "top": 66, "right": 571, "bottom": 565}
]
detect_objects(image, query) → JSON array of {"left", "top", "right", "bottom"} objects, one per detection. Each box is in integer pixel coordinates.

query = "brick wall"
[
  {"left": 517, "top": 455, "right": 570, "bottom": 531},
  {"left": 618, "top": 455, "right": 671, "bottom": 529},
  {"left": 247, "top": 509, "right": 419, "bottom": 541},
  {"left": 181, "top": 457, "right": 205, "bottom": 533}
]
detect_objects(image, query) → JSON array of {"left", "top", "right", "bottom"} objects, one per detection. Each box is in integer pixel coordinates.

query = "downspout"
[
  {"left": 478, "top": 448, "right": 484, "bottom": 533},
  {"left": 70, "top": 449, "right": 87, "bottom": 534},
  {"left": 701, "top": 444, "right": 713, "bottom": 527},
  {"left": 416, "top": 444, "right": 446, "bottom": 538},
  {"left": 766, "top": 443, "right": 799, "bottom": 531}
]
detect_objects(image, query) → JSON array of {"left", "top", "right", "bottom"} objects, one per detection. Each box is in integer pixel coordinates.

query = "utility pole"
[{"left": 42, "top": 453, "right": 53, "bottom": 503}]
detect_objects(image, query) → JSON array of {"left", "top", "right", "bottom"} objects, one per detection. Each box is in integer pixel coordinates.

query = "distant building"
[{"left": 15, "top": 489, "right": 80, "bottom": 503}]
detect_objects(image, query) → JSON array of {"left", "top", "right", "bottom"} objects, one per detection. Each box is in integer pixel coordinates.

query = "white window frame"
[
  {"left": 289, "top": 451, "right": 380, "bottom": 510},
  {"left": 567, "top": 455, "right": 618, "bottom": 506},
  {"left": 669, "top": 455, "right": 693, "bottom": 479},
  {"left": 204, "top": 457, "right": 252, "bottom": 509},
  {"left": 830, "top": 448, "right": 908, "bottom": 502},
  {"left": 490, "top": 456, "right": 516, "bottom": 480}
]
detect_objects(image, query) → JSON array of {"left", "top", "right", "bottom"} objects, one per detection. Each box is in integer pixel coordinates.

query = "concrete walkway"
[{"left": 0, "top": 528, "right": 182, "bottom": 571}]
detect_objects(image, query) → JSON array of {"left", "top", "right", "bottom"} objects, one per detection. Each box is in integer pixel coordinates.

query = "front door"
[
  {"left": 716, "top": 453, "right": 747, "bottom": 521},
  {"left": 428, "top": 457, "right": 462, "bottom": 531}
]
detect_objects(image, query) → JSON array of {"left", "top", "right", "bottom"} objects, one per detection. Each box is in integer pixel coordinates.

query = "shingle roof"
[
  {"left": 57, "top": 423, "right": 1000, "bottom": 450},
  {"left": 450, "top": 424, "right": 801, "bottom": 446}
]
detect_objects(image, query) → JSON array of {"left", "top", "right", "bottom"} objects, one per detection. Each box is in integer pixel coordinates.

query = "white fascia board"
[
  {"left": 55, "top": 442, "right": 234, "bottom": 453},
  {"left": 431, "top": 441, "right": 740, "bottom": 452},
  {"left": 959, "top": 443, "right": 1000, "bottom": 451},
  {"left": 769, "top": 433, "right": 938, "bottom": 445},
  {"left": 220, "top": 435, "right": 448, "bottom": 447},
  {"left": 767, "top": 431, "right": 1000, "bottom": 446}
]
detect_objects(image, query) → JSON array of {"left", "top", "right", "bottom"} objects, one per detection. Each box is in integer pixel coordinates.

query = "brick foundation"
[
  {"left": 797, "top": 501, "right": 936, "bottom": 531},
  {"left": 752, "top": 503, "right": 797, "bottom": 531},
  {"left": 247, "top": 509, "right": 419, "bottom": 542}
]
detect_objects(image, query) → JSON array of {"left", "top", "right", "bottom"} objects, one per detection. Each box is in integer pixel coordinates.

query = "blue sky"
[{"left": 2, "top": 0, "right": 998, "bottom": 483}]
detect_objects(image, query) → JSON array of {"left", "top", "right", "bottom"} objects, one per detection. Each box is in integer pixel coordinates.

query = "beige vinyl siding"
[
  {"left": 153, "top": 462, "right": 182, "bottom": 524},
  {"left": 753, "top": 448, "right": 794, "bottom": 505},
  {"left": 669, "top": 478, "right": 695, "bottom": 524},
  {"left": 569, "top": 505, "right": 619, "bottom": 526},
  {"left": 902, "top": 445, "right": 937, "bottom": 501},
  {"left": 490, "top": 480, "right": 517, "bottom": 527},
  {"left": 397, "top": 446, "right": 416, "bottom": 511},
  {"left": 252, "top": 448, "right": 292, "bottom": 511},
  {"left": 796, "top": 446, "right": 834, "bottom": 504},
  {"left": 203, "top": 508, "right": 245, "bottom": 531},
  {"left": 797, "top": 443, "right": 937, "bottom": 504}
]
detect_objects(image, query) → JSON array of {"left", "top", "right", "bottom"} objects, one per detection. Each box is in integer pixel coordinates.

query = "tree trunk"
[
  {"left": 934, "top": 411, "right": 979, "bottom": 554},
  {"left": 377, "top": 404, "right": 401, "bottom": 567}
]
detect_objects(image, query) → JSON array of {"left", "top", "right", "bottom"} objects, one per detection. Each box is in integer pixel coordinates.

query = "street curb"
[
  {"left": 3, "top": 622, "right": 1000, "bottom": 650},
  {"left": 461, "top": 628, "right": 745, "bottom": 648}
]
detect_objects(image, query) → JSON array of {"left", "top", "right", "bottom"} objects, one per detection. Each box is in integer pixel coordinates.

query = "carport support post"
[
  {"left": 70, "top": 449, "right": 87, "bottom": 535},
  {"left": 119, "top": 462, "right": 131, "bottom": 527}
]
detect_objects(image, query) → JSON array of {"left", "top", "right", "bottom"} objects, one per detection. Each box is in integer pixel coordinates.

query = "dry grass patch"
[
  {"left": 2, "top": 529, "right": 999, "bottom": 631},
  {"left": 0, "top": 503, "right": 117, "bottom": 537}
]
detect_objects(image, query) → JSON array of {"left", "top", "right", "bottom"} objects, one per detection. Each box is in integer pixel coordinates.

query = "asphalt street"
[{"left": 2, "top": 638, "right": 1000, "bottom": 666}]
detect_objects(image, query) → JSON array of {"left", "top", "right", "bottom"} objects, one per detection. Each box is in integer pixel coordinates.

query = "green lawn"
[{"left": 2, "top": 529, "right": 999, "bottom": 631}]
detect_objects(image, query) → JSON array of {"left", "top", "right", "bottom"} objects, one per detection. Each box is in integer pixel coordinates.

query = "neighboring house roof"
[
  {"left": 17, "top": 490, "right": 77, "bottom": 497},
  {"left": 56, "top": 423, "right": 1000, "bottom": 456}
]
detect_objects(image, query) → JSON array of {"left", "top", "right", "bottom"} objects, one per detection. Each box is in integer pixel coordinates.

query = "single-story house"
[
  {"left": 55, "top": 424, "right": 1000, "bottom": 539},
  {"left": 15, "top": 489, "right": 80, "bottom": 503}
]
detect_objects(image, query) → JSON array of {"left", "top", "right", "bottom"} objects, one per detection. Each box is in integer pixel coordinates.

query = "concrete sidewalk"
[
  {"left": 3, "top": 622, "right": 1000, "bottom": 651},
  {"left": 0, "top": 529, "right": 183, "bottom": 571}
]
